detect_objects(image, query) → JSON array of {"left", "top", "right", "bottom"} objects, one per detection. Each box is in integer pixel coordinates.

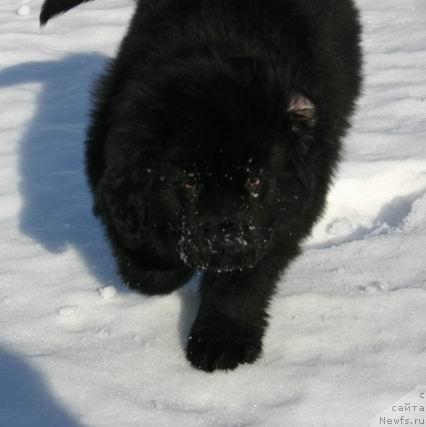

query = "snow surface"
[{"left": 0, "top": 0, "right": 425, "bottom": 426}]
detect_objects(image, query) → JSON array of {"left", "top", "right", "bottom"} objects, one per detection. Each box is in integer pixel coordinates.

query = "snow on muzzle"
[{"left": 178, "top": 218, "right": 263, "bottom": 271}]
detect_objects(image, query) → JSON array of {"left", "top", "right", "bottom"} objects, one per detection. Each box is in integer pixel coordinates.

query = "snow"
[
  {"left": 0, "top": 0, "right": 425, "bottom": 426},
  {"left": 16, "top": 4, "right": 31, "bottom": 17}
]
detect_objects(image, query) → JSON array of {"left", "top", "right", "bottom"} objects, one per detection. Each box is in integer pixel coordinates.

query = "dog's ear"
[
  {"left": 40, "top": 0, "right": 93, "bottom": 26},
  {"left": 288, "top": 93, "right": 317, "bottom": 128},
  {"left": 95, "top": 169, "right": 149, "bottom": 250}
]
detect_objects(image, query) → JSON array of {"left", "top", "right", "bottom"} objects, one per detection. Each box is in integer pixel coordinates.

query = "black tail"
[{"left": 40, "top": 0, "right": 95, "bottom": 26}]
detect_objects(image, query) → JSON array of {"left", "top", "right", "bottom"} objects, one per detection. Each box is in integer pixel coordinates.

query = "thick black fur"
[{"left": 40, "top": 0, "right": 362, "bottom": 372}]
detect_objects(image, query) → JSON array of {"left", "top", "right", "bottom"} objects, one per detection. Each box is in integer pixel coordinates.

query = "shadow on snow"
[
  {"left": 0, "top": 53, "right": 200, "bottom": 357},
  {"left": 0, "top": 346, "right": 83, "bottom": 427}
]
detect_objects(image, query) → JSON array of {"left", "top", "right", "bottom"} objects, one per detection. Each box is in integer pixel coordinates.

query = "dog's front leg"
[{"left": 186, "top": 262, "right": 280, "bottom": 372}]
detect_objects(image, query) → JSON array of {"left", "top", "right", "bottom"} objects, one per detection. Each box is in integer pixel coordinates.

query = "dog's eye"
[
  {"left": 246, "top": 176, "right": 262, "bottom": 191},
  {"left": 246, "top": 177, "right": 262, "bottom": 198},
  {"left": 182, "top": 178, "right": 197, "bottom": 190}
]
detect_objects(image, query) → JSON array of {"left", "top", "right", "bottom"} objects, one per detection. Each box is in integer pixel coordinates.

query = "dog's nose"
[
  {"left": 201, "top": 220, "right": 248, "bottom": 251},
  {"left": 221, "top": 232, "right": 248, "bottom": 249},
  {"left": 217, "top": 220, "right": 239, "bottom": 235},
  {"left": 201, "top": 219, "right": 237, "bottom": 236}
]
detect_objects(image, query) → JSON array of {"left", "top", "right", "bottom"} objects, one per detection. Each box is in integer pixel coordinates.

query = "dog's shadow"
[
  {"left": 0, "top": 53, "right": 200, "bottom": 349},
  {"left": 0, "top": 53, "right": 118, "bottom": 285}
]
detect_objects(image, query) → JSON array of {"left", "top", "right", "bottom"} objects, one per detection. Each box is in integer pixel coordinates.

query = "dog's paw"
[{"left": 186, "top": 327, "right": 262, "bottom": 372}]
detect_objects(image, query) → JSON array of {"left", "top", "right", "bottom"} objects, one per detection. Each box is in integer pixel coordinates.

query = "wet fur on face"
[{"left": 40, "top": 0, "right": 362, "bottom": 372}]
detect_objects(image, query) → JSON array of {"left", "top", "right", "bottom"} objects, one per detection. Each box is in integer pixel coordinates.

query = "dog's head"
[{"left": 98, "top": 56, "right": 329, "bottom": 271}]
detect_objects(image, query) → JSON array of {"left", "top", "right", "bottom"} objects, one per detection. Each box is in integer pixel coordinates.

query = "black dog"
[{"left": 40, "top": 0, "right": 362, "bottom": 372}]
